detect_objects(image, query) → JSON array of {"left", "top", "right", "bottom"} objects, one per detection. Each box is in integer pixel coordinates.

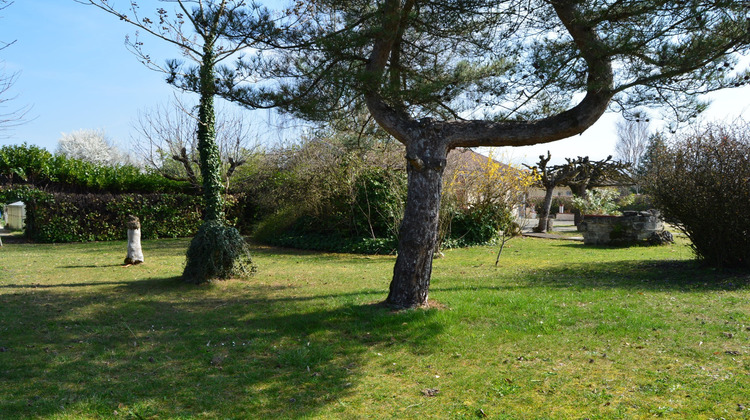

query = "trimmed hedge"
[{"left": 1, "top": 186, "right": 204, "bottom": 242}]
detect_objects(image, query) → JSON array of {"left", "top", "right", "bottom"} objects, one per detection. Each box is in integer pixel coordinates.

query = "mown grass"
[{"left": 0, "top": 236, "right": 749, "bottom": 419}]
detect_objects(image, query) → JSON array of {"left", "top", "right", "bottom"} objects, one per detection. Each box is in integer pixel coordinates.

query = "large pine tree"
[{"left": 225, "top": 0, "right": 750, "bottom": 308}]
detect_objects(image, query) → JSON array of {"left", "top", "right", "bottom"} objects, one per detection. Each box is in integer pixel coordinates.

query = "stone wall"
[{"left": 579, "top": 210, "right": 664, "bottom": 245}]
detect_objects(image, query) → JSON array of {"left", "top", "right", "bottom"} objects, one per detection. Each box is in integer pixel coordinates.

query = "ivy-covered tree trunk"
[
  {"left": 182, "top": 35, "right": 254, "bottom": 284},
  {"left": 195, "top": 44, "right": 224, "bottom": 223},
  {"left": 386, "top": 139, "right": 446, "bottom": 308}
]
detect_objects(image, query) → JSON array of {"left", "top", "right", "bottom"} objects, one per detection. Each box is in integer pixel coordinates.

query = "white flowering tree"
[{"left": 56, "top": 129, "right": 130, "bottom": 166}]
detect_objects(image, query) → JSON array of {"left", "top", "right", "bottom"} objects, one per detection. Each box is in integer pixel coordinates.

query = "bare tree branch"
[
  {"left": 131, "top": 98, "right": 259, "bottom": 191},
  {"left": 0, "top": 1, "right": 31, "bottom": 136},
  {"left": 615, "top": 116, "right": 651, "bottom": 175}
]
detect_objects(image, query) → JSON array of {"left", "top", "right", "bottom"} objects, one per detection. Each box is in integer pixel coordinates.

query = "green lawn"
[{"left": 0, "top": 236, "right": 748, "bottom": 419}]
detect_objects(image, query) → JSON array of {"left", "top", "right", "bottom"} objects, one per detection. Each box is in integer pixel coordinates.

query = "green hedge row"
[
  {"left": 1, "top": 186, "right": 204, "bottom": 242},
  {"left": 0, "top": 143, "right": 188, "bottom": 193},
  {"left": 263, "top": 233, "right": 398, "bottom": 255}
]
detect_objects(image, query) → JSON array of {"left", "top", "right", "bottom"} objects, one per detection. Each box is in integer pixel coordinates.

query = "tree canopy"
[
  {"left": 235, "top": 0, "right": 750, "bottom": 134},
  {"left": 225, "top": 0, "right": 750, "bottom": 308}
]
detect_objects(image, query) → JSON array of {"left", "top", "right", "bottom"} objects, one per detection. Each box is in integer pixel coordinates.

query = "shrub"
[
  {"left": 441, "top": 203, "right": 514, "bottom": 248},
  {"left": 235, "top": 138, "right": 407, "bottom": 254},
  {"left": 0, "top": 143, "right": 188, "bottom": 193},
  {"left": 571, "top": 189, "right": 622, "bottom": 216},
  {"left": 642, "top": 122, "right": 750, "bottom": 268},
  {"left": 182, "top": 220, "right": 256, "bottom": 284},
  {"left": 7, "top": 189, "right": 205, "bottom": 242},
  {"left": 240, "top": 140, "right": 532, "bottom": 253},
  {"left": 440, "top": 150, "right": 534, "bottom": 248},
  {"left": 617, "top": 193, "right": 653, "bottom": 212}
]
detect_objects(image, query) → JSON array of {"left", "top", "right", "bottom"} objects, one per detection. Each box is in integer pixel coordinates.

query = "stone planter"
[{"left": 579, "top": 210, "right": 664, "bottom": 245}]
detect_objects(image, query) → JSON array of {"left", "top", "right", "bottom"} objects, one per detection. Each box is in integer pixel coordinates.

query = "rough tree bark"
[
  {"left": 124, "top": 215, "right": 144, "bottom": 265},
  {"left": 386, "top": 135, "right": 447, "bottom": 307},
  {"left": 365, "top": 0, "right": 614, "bottom": 308}
]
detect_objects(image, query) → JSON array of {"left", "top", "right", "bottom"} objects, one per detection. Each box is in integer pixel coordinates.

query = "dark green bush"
[
  {"left": 642, "top": 122, "right": 750, "bottom": 268},
  {"left": 11, "top": 189, "right": 204, "bottom": 242},
  {"left": 236, "top": 139, "right": 407, "bottom": 254},
  {"left": 351, "top": 167, "right": 406, "bottom": 239},
  {"left": 441, "top": 203, "right": 514, "bottom": 248},
  {"left": 242, "top": 139, "right": 521, "bottom": 253},
  {"left": 183, "top": 220, "right": 256, "bottom": 284}
]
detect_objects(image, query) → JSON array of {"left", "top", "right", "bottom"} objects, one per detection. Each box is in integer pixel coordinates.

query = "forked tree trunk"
[
  {"left": 361, "top": 0, "right": 615, "bottom": 310},
  {"left": 385, "top": 141, "right": 447, "bottom": 308}
]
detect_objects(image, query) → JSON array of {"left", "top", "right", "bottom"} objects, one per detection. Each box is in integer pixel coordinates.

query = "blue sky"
[
  {"left": 1, "top": 1, "right": 184, "bottom": 150},
  {"left": 2, "top": 1, "right": 750, "bottom": 165}
]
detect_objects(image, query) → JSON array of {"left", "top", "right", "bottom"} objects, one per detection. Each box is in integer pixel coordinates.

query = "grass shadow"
[
  {"left": 523, "top": 258, "right": 750, "bottom": 292},
  {"left": 58, "top": 264, "right": 125, "bottom": 269},
  {"left": 0, "top": 275, "right": 443, "bottom": 418}
]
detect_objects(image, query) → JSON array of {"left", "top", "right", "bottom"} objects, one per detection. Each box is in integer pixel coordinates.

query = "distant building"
[{"left": 527, "top": 186, "right": 573, "bottom": 200}]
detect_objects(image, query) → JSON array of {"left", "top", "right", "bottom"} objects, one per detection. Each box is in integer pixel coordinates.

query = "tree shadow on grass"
[
  {"left": 0, "top": 276, "right": 443, "bottom": 418},
  {"left": 0, "top": 277, "right": 185, "bottom": 290},
  {"left": 520, "top": 259, "right": 750, "bottom": 292},
  {"left": 432, "top": 259, "right": 750, "bottom": 298},
  {"left": 249, "top": 244, "right": 397, "bottom": 264},
  {"left": 57, "top": 264, "right": 125, "bottom": 269}
]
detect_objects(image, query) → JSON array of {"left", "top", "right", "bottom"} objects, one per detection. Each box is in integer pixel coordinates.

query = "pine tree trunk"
[{"left": 385, "top": 143, "right": 446, "bottom": 309}]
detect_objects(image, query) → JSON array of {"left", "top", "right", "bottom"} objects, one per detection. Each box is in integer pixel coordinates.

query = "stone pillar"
[{"left": 124, "top": 215, "right": 144, "bottom": 265}]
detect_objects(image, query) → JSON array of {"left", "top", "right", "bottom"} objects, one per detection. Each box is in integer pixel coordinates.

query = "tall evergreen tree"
[
  {"left": 80, "top": 0, "right": 273, "bottom": 282},
  {"left": 229, "top": 0, "right": 750, "bottom": 308}
]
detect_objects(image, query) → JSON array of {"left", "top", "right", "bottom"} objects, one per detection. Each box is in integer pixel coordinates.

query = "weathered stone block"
[{"left": 579, "top": 210, "right": 667, "bottom": 245}]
